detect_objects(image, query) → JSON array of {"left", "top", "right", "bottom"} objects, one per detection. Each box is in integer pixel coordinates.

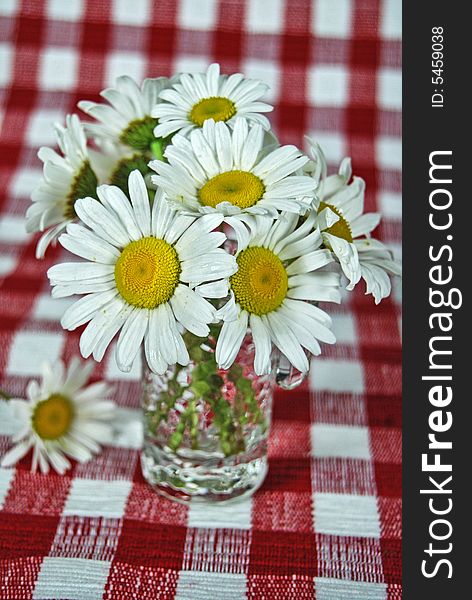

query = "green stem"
[{"left": 0, "top": 389, "right": 11, "bottom": 401}]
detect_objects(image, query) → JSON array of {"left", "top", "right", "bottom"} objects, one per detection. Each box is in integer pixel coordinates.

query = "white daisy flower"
[
  {"left": 78, "top": 75, "right": 172, "bottom": 154},
  {"left": 152, "top": 63, "right": 273, "bottom": 138},
  {"left": 150, "top": 118, "right": 316, "bottom": 220},
  {"left": 27, "top": 114, "right": 99, "bottom": 259},
  {"left": 308, "top": 140, "right": 401, "bottom": 302},
  {"left": 47, "top": 170, "right": 237, "bottom": 375},
  {"left": 216, "top": 212, "right": 341, "bottom": 376},
  {"left": 1, "top": 357, "right": 115, "bottom": 475}
]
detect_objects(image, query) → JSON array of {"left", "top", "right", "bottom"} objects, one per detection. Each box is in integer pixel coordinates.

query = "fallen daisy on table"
[{"left": 1, "top": 357, "right": 115, "bottom": 475}]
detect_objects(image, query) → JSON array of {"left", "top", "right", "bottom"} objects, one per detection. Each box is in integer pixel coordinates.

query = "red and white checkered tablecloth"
[{"left": 0, "top": 1, "right": 402, "bottom": 598}]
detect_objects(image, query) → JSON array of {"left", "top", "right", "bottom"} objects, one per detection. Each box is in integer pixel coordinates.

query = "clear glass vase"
[{"left": 140, "top": 331, "right": 305, "bottom": 503}]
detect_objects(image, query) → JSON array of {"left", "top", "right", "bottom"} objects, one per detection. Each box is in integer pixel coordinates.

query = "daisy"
[
  {"left": 150, "top": 118, "right": 316, "bottom": 220},
  {"left": 26, "top": 114, "right": 99, "bottom": 259},
  {"left": 152, "top": 63, "right": 273, "bottom": 138},
  {"left": 308, "top": 140, "right": 401, "bottom": 302},
  {"left": 47, "top": 170, "right": 237, "bottom": 375},
  {"left": 1, "top": 357, "right": 115, "bottom": 475},
  {"left": 215, "top": 212, "right": 341, "bottom": 376},
  {"left": 78, "top": 75, "right": 172, "bottom": 154}
]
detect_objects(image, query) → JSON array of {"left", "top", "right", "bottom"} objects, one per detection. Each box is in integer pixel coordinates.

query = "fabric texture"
[{"left": 0, "top": 1, "right": 402, "bottom": 598}]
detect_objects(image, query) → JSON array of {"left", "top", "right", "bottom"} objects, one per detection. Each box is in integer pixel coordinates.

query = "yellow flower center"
[
  {"left": 32, "top": 394, "right": 74, "bottom": 440},
  {"left": 319, "top": 201, "right": 353, "bottom": 243},
  {"left": 199, "top": 170, "right": 265, "bottom": 209},
  {"left": 189, "top": 96, "right": 236, "bottom": 127},
  {"left": 230, "top": 247, "right": 288, "bottom": 316},
  {"left": 114, "top": 237, "right": 181, "bottom": 309}
]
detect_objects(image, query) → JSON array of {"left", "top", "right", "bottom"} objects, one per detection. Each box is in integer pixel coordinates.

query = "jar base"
[{"left": 140, "top": 442, "right": 268, "bottom": 504}]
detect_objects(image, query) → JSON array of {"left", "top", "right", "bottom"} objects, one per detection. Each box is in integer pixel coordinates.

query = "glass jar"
[{"left": 140, "top": 331, "right": 305, "bottom": 503}]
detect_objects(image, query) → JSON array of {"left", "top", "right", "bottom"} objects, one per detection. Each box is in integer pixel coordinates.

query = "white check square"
[
  {"left": 381, "top": 0, "right": 402, "bottom": 40},
  {"left": 308, "top": 65, "right": 348, "bottom": 107},
  {"left": 9, "top": 167, "right": 42, "bottom": 199},
  {"left": 106, "top": 52, "right": 145, "bottom": 88},
  {"left": 378, "top": 191, "right": 402, "bottom": 220},
  {"left": 0, "top": 44, "right": 13, "bottom": 87},
  {"left": 310, "top": 359, "right": 364, "bottom": 393},
  {"left": 39, "top": 47, "right": 78, "bottom": 91},
  {"left": 330, "top": 312, "right": 357, "bottom": 345},
  {"left": 242, "top": 59, "right": 280, "bottom": 102},
  {"left": 174, "top": 55, "right": 211, "bottom": 75},
  {"left": 0, "top": 215, "right": 31, "bottom": 244},
  {"left": 305, "top": 131, "right": 346, "bottom": 165},
  {"left": 312, "top": 0, "right": 352, "bottom": 38},
  {"left": 32, "top": 294, "right": 74, "bottom": 322},
  {"left": 0, "top": 0, "right": 18, "bottom": 16},
  {"left": 314, "top": 493, "right": 380, "bottom": 538},
  {"left": 7, "top": 331, "right": 65, "bottom": 377},
  {"left": 188, "top": 497, "right": 252, "bottom": 529},
  {"left": 0, "top": 468, "right": 15, "bottom": 509},
  {"left": 112, "top": 0, "right": 150, "bottom": 25},
  {"left": 311, "top": 425, "right": 370, "bottom": 459},
  {"left": 178, "top": 0, "right": 218, "bottom": 31},
  {"left": 64, "top": 478, "right": 132, "bottom": 518},
  {"left": 47, "top": 0, "right": 84, "bottom": 21},
  {"left": 315, "top": 577, "right": 387, "bottom": 600},
  {"left": 246, "top": 0, "right": 284, "bottom": 33},
  {"left": 0, "top": 255, "right": 17, "bottom": 278},
  {"left": 176, "top": 571, "right": 247, "bottom": 600},
  {"left": 27, "top": 108, "right": 64, "bottom": 147},
  {"left": 378, "top": 68, "right": 402, "bottom": 110},
  {"left": 33, "top": 557, "right": 111, "bottom": 600},
  {"left": 376, "top": 136, "right": 402, "bottom": 170}
]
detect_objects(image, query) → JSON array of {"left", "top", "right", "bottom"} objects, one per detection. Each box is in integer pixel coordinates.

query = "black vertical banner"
[{"left": 403, "top": 2, "right": 468, "bottom": 598}]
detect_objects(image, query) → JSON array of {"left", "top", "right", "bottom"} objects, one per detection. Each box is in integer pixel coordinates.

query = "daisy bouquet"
[{"left": 23, "top": 64, "right": 400, "bottom": 499}]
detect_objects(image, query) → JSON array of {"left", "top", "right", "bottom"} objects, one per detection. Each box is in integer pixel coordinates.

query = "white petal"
[
  {"left": 145, "top": 310, "right": 168, "bottom": 374},
  {"left": 239, "top": 124, "right": 264, "bottom": 171},
  {"left": 48, "top": 262, "right": 115, "bottom": 284},
  {"left": 263, "top": 313, "right": 309, "bottom": 373},
  {"left": 194, "top": 279, "right": 229, "bottom": 299},
  {"left": 116, "top": 308, "right": 148, "bottom": 372},
  {"left": 96, "top": 186, "right": 142, "bottom": 242},
  {"left": 170, "top": 285, "right": 213, "bottom": 336},
  {"left": 36, "top": 221, "right": 70, "bottom": 259},
  {"left": 74, "top": 196, "right": 130, "bottom": 248},
  {"left": 128, "top": 170, "right": 151, "bottom": 237},
  {"left": 59, "top": 229, "right": 120, "bottom": 263},
  {"left": 323, "top": 233, "right": 361, "bottom": 289},
  {"left": 278, "top": 303, "right": 335, "bottom": 345},
  {"left": 214, "top": 121, "right": 233, "bottom": 172},
  {"left": 79, "top": 297, "right": 128, "bottom": 359},
  {"left": 180, "top": 250, "right": 237, "bottom": 283},
  {"left": 250, "top": 314, "right": 272, "bottom": 375},
  {"left": 155, "top": 303, "right": 189, "bottom": 367},
  {"left": 61, "top": 290, "right": 118, "bottom": 330},
  {"left": 350, "top": 212, "right": 381, "bottom": 238},
  {"left": 216, "top": 312, "right": 248, "bottom": 370},
  {"left": 285, "top": 249, "right": 334, "bottom": 276}
]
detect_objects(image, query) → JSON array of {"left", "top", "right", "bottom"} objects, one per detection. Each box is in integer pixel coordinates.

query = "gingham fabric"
[{"left": 0, "top": 1, "right": 402, "bottom": 598}]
